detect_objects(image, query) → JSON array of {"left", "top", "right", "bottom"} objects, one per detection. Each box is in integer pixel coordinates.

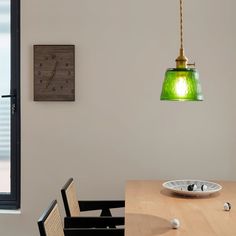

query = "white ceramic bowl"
[{"left": 162, "top": 180, "right": 222, "bottom": 196}]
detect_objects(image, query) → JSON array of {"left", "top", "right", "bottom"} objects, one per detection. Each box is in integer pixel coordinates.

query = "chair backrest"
[
  {"left": 38, "top": 200, "right": 64, "bottom": 236},
  {"left": 61, "top": 178, "right": 80, "bottom": 217}
]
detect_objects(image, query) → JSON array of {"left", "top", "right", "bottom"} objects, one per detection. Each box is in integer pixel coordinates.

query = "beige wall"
[{"left": 1, "top": 0, "right": 236, "bottom": 235}]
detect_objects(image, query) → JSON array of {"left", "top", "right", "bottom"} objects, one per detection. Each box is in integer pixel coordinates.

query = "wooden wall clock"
[{"left": 34, "top": 45, "right": 75, "bottom": 101}]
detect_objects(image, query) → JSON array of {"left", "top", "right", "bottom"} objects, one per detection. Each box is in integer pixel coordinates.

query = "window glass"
[{"left": 0, "top": 0, "right": 10, "bottom": 193}]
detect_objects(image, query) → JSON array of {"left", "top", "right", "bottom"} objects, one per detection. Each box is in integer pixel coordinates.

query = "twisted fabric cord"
[{"left": 180, "top": 0, "right": 184, "bottom": 49}]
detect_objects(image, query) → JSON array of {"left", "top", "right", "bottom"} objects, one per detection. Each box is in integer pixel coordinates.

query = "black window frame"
[{"left": 0, "top": 0, "right": 20, "bottom": 209}]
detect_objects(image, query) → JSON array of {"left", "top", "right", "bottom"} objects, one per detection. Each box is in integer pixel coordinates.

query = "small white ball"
[
  {"left": 224, "top": 202, "right": 231, "bottom": 211},
  {"left": 201, "top": 184, "right": 207, "bottom": 191},
  {"left": 170, "top": 218, "right": 180, "bottom": 229},
  {"left": 193, "top": 184, "right": 197, "bottom": 191}
]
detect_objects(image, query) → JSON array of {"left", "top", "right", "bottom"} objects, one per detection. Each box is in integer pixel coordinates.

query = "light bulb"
[{"left": 175, "top": 77, "right": 188, "bottom": 97}]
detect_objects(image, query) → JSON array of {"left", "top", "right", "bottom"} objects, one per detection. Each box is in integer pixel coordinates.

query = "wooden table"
[{"left": 125, "top": 180, "right": 236, "bottom": 236}]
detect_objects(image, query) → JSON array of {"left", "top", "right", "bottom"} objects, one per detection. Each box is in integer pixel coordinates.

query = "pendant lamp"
[{"left": 160, "top": 0, "right": 203, "bottom": 101}]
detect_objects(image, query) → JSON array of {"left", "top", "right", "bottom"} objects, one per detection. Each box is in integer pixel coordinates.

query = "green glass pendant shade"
[
  {"left": 160, "top": 0, "right": 204, "bottom": 102},
  {"left": 160, "top": 68, "right": 203, "bottom": 101}
]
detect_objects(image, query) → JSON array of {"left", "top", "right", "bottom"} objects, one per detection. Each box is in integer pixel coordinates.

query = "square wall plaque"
[{"left": 34, "top": 45, "right": 75, "bottom": 101}]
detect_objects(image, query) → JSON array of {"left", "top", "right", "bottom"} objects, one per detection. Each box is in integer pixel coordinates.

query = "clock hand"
[{"left": 46, "top": 61, "right": 58, "bottom": 89}]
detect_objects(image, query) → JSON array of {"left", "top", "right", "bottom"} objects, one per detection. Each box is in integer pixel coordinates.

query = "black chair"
[
  {"left": 38, "top": 200, "right": 124, "bottom": 236},
  {"left": 61, "top": 178, "right": 125, "bottom": 228}
]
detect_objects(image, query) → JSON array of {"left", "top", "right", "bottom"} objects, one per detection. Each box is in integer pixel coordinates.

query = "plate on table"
[{"left": 162, "top": 180, "right": 222, "bottom": 196}]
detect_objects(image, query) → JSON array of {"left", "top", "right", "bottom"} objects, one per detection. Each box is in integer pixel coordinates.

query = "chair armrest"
[
  {"left": 64, "top": 228, "right": 124, "bottom": 236},
  {"left": 78, "top": 200, "right": 125, "bottom": 211},
  {"left": 64, "top": 216, "right": 125, "bottom": 228}
]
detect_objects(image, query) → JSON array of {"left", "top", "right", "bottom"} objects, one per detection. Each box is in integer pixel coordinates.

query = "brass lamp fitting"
[{"left": 175, "top": 48, "right": 188, "bottom": 68}]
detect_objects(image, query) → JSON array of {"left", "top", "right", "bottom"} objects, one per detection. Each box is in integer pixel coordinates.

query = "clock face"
[{"left": 34, "top": 45, "right": 75, "bottom": 101}]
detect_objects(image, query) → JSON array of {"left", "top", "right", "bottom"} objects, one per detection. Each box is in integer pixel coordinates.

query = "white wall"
[{"left": 1, "top": 0, "right": 236, "bottom": 235}]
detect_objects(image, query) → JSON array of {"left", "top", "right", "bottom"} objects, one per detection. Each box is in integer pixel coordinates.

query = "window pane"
[{"left": 0, "top": 0, "right": 10, "bottom": 193}]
